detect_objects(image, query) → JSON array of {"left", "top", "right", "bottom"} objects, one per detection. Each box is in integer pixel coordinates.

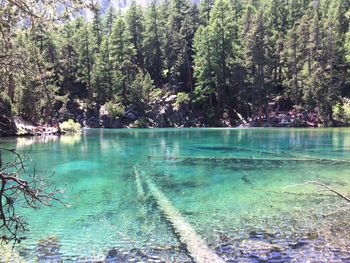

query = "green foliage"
[
  {"left": 60, "top": 119, "right": 82, "bottom": 133},
  {"left": 126, "top": 1, "right": 144, "bottom": 66},
  {"left": 130, "top": 118, "right": 148, "bottom": 128},
  {"left": 173, "top": 92, "right": 190, "bottom": 109},
  {"left": 333, "top": 99, "right": 350, "bottom": 123},
  {"left": 105, "top": 101, "right": 125, "bottom": 118},
  {"left": 129, "top": 72, "right": 154, "bottom": 112},
  {"left": 346, "top": 28, "right": 350, "bottom": 62},
  {"left": 1, "top": 0, "right": 350, "bottom": 127},
  {"left": 0, "top": 91, "right": 13, "bottom": 114},
  {"left": 193, "top": 0, "right": 237, "bottom": 112},
  {"left": 143, "top": 1, "right": 163, "bottom": 86}
]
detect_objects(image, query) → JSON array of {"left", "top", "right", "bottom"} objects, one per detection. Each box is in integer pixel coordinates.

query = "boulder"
[
  {"left": 164, "top": 94, "right": 177, "bottom": 103},
  {"left": 126, "top": 111, "right": 138, "bottom": 120},
  {"left": 36, "top": 236, "right": 62, "bottom": 262}
]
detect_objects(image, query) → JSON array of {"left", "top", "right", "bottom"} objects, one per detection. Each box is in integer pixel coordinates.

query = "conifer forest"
[{"left": 1, "top": 0, "right": 350, "bottom": 128}]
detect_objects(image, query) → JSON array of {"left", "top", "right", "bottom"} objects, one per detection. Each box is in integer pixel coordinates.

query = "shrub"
[
  {"left": 333, "top": 99, "right": 350, "bottom": 124},
  {"left": 173, "top": 92, "right": 190, "bottom": 109},
  {"left": 105, "top": 101, "right": 125, "bottom": 119},
  {"left": 130, "top": 118, "right": 147, "bottom": 128},
  {"left": 150, "top": 88, "right": 164, "bottom": 102},
  {"left": 60, "top": 119, "right": 81, "bottom": 133}
]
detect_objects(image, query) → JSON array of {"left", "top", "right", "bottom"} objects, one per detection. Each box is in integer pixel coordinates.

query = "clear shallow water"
[{"left": 1, "top": 128, "right": 350, "bottom": 262}]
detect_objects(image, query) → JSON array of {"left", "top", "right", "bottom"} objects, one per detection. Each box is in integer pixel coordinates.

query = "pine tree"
[
  {"left": 194, "top": 0, "right": 236, "bottom": 115},
  {"left": 284, "top": 25, "right": 303, "bottom": 104},
  {"left": 193, "top": 26, "right": 215, "bottom": 109},
  {"left": 267, "top": 0, "right": 289, "bottom": 89},
  {"left": 305, "top": 2, "right": 345, "bottom": 125},
  {"left": 110, "top": 15, "right": 137, "bottom": 105},
  {"left": 126, "top": 0, "right": 144, "bottom": 67},
  {"left": 103, "top": 6, "right": 116, "bottom": 36},
  {"left": 129, "top": 72, "right": 154, "bottom": 113},
  {"left": 92, "top": 6, "right": 102, "bottom": 53},
  {"left": 199, "top": 0, "right": 214, "bottom": 26},
  {"left": 346, "top": 27, "right": 350, "bottom": 63},
  {"left": 287, "top": 0, "right": 311, "bottom": 29},
  {"left": 75, "top": 19, "right": 94, "bottom": 104},
  {"left": 92, "top": 35, "right": 113, "bottom": 107},
  {"left": 58, "top": 21, "right": 80, "bottom": 113},
  {"left": 143, "top": 0, "right": 164, "bottom": 86},
  {"left": 209, "top": 0, "right": 236, "bottom": 112},
  {"left": 244, "top": 9, "right": 271, "bottom": 116},
  {"left": 163, "top": 0, "right": 193, "bottom": 90}
]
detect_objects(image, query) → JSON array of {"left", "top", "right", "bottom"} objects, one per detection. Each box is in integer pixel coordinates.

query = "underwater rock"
[
  {"left": 105, "top": 248, "right": 129, "bottom": 262},
  {"left": 289, "top": 238, "right": 308, "bottom": 249},
  {"left": 36, "top": 236, "right": 62, "bottom": 262},
  {"left": 249, "top": 230, "right": 275, "bottom": 240},
  {"left": 217, "top": 244, "right": 234, "bottom": 254},
  {"left": 240, "top": 239, "right": 282, "bottom": 253}
]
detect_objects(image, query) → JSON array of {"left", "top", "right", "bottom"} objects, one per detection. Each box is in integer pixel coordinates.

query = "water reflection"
[{"left": 1, "top": 128, "right": 349, "bottom": 262}]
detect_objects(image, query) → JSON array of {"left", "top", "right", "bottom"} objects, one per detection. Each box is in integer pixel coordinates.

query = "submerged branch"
[{"left": 283, "top": 181, "right": 350, "bottom": 203}]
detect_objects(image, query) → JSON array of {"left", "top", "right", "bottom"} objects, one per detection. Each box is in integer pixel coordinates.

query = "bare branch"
[
  {"left": 0, "top": 147, "right": 64, "bottom": 246},
  {"left": 283, "top": 180, "right": 350, "bottom": 203}
]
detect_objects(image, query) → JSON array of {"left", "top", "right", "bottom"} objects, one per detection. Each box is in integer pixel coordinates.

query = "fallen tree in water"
[
  {"left": 147, "top": 155, "right": 350, "bottom": 165},
  {"left": 135, "top": 167, "right": 224, "bottom": 263}
]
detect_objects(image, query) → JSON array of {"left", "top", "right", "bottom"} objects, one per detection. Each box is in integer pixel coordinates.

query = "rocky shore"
[{"left": 1, "top": 94, "right": 348, "bottom": 138}]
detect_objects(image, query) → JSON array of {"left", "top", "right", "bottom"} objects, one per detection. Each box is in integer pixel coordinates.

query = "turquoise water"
[{"left": 1, "top": 128, "right": 350, "bottom": 262}]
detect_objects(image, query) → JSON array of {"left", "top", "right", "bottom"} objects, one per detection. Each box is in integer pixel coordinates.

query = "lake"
[{"left": 1, "top": 128, "right": 350, "bottom": 262}]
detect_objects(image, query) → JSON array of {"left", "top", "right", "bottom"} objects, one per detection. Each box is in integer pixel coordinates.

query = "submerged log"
[
  {"left": 136, "top": 168, "right": 224, "bottom": 263},
  {"left": 133, "top": 166, "right": 145, "bottom": 199},
  {"left": 147, "top": 155, "right": 350, "bottom": 165}
]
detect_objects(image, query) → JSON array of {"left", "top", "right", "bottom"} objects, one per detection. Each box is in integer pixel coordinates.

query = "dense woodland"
[{"left": 1, "top": 0, "right": 350, "bottom": 128}]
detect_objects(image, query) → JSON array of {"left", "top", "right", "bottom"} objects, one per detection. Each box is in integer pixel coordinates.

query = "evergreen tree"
[
  {"left": 1, "top": 0, "right": 350, "bottom": 126},
  {"left": 243, "top": 9, "right": 271, "bottom": 116},
  {"left": 58, "top": 21, "right": 80, "bottom": 116},
  {"left": 129, "top": 72, "right": 154, "bottom": 113},
  {"left": 110, "top": 15, "right": 137, "bottom": 105},
  {"left": 267, "top": 0, "right": 289, "bottom": 90},
  {"left": 103, "top": 6, "right": 116, "bottom": 36},
  {"left": 304, "top": 2, "right": 345, "bottom": 125},
  {"left": 75, "top": 19, "right": 94, "bottom": 103},
  {"left": 287, "top": 0, "right": 311, "bottom": 29},
  {"left": 346, "top": 27, "right": 350, "bottom": 63},
  {"left": 92, "top": 36, "right": 113, "bottom": 107},
  {"left": 163, "top": 0, "right": 193, "bottom": 90},
  {"left": 284, "top": 25, "right": 303, "bottom": 104},
  {"left": 126, "top": 0, "right": 145, "bottom": 67},
  {"left": 199, "top": 0, "right": 214, "bottom": 26},
  {"left": 194, "top": 0, "right": 236, "bottom": 115},
  {"left": 92, "top": 6, "right": 102, "bottom": 53},
  {"left": 193, "top": 26, "right": 215, "bottom": 109},
  {"left": 143, "top": 1, "right": 164, "bottom": 86}
]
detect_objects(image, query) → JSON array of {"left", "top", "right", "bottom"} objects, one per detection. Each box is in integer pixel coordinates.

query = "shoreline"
[{"left": 2, "top": 125, "right": 350, "bottom": 139}]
